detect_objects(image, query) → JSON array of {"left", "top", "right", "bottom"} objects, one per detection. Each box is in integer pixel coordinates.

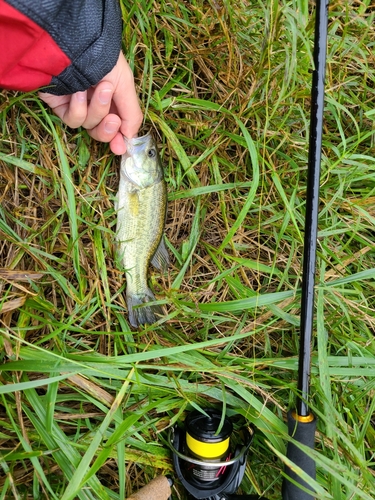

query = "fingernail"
[
  {"left": 76, "top": 91, "right": 86, "bottom": 102},
  {"left": 99, "top": 89, "right": 112, "bottom": 105},
  {"left": 104, "top": 121, "right": 119, "bottom": 134}
]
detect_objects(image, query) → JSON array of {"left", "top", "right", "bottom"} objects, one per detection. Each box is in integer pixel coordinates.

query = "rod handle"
[
  {"left": 282, "top": 410, "right": 317, "bottom": 500},
  {"left": 127, "top": 476, "right": 172, "bottom": 500}
]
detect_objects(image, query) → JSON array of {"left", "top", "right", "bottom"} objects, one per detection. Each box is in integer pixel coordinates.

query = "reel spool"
[
  {"left": 184, "top": 409, "right": 233, "bottom": 483},
  {"left": 169, "top": 408, "right": 257, "bottom": 500}
]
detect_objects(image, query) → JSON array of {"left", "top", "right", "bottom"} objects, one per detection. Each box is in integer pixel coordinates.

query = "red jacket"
[{"left": 0, "top": 0, "right": 122, "bottom": 95}]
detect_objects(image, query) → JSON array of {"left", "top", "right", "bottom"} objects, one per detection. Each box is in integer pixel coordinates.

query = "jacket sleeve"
[{"left": 0, "top": 0, "right": 122, "bottom": 95}]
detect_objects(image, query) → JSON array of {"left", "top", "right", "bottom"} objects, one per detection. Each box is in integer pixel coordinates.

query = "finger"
[
  {"left": 81, "top": 81, "right": 115, "bottom": 130},
  {"left": 38, "top": 92, "right": 70, "bottom": 110},
  {"left": 39, "top": 91, "right": 88, "bottom": 128},
  {"left": 109, "top": 132, "right": 127, "bottom": 155},
  {"left": 111, "top": 53, "right": 144, "bottom": 138},
  {"left": 86, "top": 113, "right": 121, "bottom": 145}
]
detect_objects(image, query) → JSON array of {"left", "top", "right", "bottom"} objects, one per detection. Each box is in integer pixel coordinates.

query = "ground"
[{"left": 1, "top": 1, "right": 375, "bottom": 499}]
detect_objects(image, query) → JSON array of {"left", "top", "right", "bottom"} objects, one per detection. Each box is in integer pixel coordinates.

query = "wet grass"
[{"left": 1, "top": 0, "right": 375, "bottom": 498}]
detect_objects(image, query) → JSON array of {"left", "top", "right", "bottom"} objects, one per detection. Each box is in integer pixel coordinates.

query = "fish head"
[{"left": 120, "top": 132, "right": 163, "bottom": 189}]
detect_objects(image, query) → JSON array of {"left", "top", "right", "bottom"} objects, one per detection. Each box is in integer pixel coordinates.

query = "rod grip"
[
  {"left": 127, "top": 475, "right": 172, "bottom": 500},
  {"left": 282, "top": 410, "right": 317, "bottom": 500}
]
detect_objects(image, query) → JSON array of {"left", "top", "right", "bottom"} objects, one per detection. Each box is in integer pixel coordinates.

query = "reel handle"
[{"left": 126, "top": 476, "right": 172, "bottom": 500}]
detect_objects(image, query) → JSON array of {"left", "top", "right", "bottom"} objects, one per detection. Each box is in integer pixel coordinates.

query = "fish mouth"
[{"left": 124, "top": 131, "right": 152, "bottom": 147}]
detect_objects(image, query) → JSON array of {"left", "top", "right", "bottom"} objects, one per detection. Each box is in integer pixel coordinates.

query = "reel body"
[{"left": 170, "top": 409, "right": 263, "bottom": 500}]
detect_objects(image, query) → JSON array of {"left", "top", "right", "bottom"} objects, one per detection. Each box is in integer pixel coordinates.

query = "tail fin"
[{"left": 126, "top": 289, "right": 164, "bottom": 327}]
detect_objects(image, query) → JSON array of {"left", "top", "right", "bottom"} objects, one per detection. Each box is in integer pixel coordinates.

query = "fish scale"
[{"left": 118, "top": 183, "right": 166, "bottom": 293}]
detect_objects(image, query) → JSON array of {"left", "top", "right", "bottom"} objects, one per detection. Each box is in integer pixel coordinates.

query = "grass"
[{"left": 1, "top": 0, "right": 375, "bottom": 498}]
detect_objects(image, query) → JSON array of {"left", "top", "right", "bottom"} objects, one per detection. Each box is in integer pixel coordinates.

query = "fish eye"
[{"left": 148, "top": 148, "right": 156, "bottom": 158}]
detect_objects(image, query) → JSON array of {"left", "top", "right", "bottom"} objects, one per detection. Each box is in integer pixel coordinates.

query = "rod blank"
[
  {"left": 297, "top": 0, "right": 329, "bottom": 418},
  {"left": 283, "top": 0, "right": 329, "bottom": 498}
]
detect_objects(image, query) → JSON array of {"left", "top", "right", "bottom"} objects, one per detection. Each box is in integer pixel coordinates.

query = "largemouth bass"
[{"left": 115, "top": 132, "right": 169, "bottom": 327}]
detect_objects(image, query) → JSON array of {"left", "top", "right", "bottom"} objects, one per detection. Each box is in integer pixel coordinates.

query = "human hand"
[{"left": 39, "top": 52, "right": 143, "bottom": 155}]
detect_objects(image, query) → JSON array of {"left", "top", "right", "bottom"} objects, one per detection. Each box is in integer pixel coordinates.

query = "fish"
[{"left": 115, "top": 132, "right": 169, "bottom": 327}]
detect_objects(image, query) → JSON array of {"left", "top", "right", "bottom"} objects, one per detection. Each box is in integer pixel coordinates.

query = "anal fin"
[{"left": 151, "top": 237, "right": 170, "bottom": 271}]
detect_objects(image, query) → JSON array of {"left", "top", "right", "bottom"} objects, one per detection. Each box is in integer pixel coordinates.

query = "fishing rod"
[
  {"left": 282, "top": 0, "right": 329, "bottom": 499},
  {"left": 166, "top": 3, "right": 329, "bottom": 500},
  {"left": 164, "top": 2, "right": 329, "bottom": 500}
]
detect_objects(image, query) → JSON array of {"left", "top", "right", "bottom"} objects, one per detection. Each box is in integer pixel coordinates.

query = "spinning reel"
[{"left": 169, "top": 409, "right": 267, "bottom": 500}]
